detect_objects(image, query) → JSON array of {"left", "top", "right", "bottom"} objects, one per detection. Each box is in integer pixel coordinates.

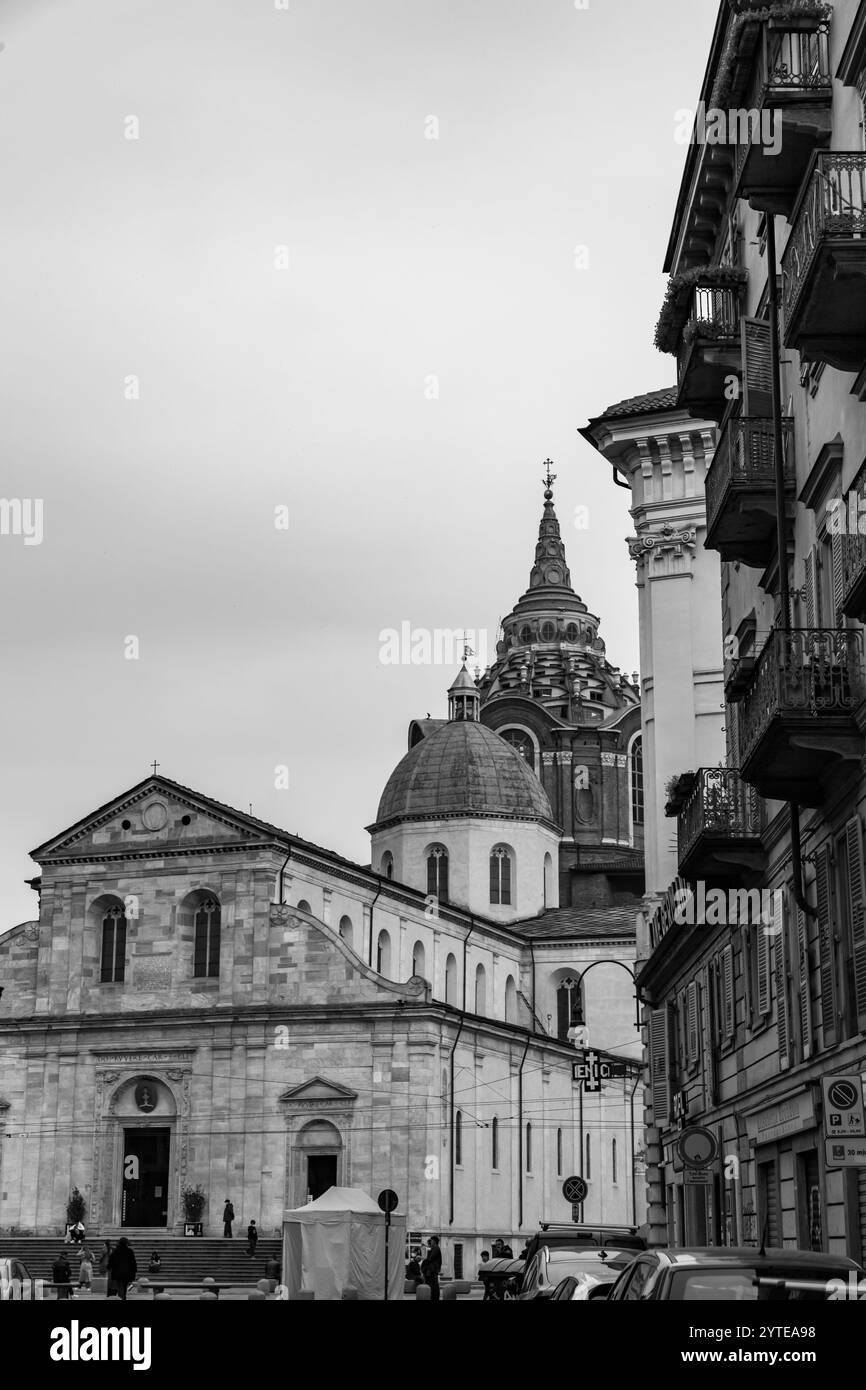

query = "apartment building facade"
[{"left": 638, "top": 0, "right": 866, "bottom": 1258}]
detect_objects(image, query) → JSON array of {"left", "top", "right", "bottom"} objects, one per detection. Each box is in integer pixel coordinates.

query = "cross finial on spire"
[
  {"left": 457, "top": 630, "right": 475, "bottom": 663},
  {"left": 150, "top": 760, "right": 160, "bottom": 776},
  {"left": 542, "top": 459, "right": 557, "bottom": 496}
]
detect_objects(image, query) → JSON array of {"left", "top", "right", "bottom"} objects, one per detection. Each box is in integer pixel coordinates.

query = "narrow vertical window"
[
  {"left": 194, "top": 898, "right": 221, "bottom": 978},
  {"left": 490, "top": 846, "right": 512, "bottom": 906},
  {"left": 492, "top": 1117, "right": 499, "bottom": 1170},
  {"left": 526, "top": 1122, "right": 533, "bottom": 1173},
  {"left": 101, "top": 905, "right": 126, "bottom": 983},
  {"left": 455, "top": 1110, "right": 462, "bottom": 1166}
]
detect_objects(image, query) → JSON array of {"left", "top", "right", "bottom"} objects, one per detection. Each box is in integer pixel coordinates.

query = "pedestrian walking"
[
  {"left": 52, "top": 1252, "right": 72, "bottom": 1300},
  {"left": 422, "top": 1235, "right": 442, "bottom": 1302},
  {"left": 223, "top": 1198, "right": 235, "bottom": 1238},
  {"left": 107, "top": 1236, "right": 137, "bottom": 1301},
  {"left": 78, "top": 1246, "right": 94, "bottom": 1290},
  {"left": 246, "top": 1220, "right": 258, "bottom": 1258}
]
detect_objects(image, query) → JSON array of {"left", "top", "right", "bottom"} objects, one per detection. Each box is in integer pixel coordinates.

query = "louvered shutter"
[
  {"left": 650, "top": 1008, "right": 670, "bottom": 1126},
  {"left": 830, "top": 530, "right": 845, "bottom": 628},
  {"left": 741, "top": 317, "right": 773, "bottom": 416},
  {"left": 702, "top": 966, "right": 716, "bottom": 1106},
  {"left": 804, "top": 550, "right": 817, "bottom": 629},
  {"left": 723, "top": 945, "right": 735, "bottom": 1039},
  {"left": 687, "top": 981, "right": 699, "bottom": 1064},
  {"left": 816, "top": 845, "right": 837, "bottom": 1047},
  {"left": 845, "top": 816, "right": 866, "bottom": 1027},
  {"left": 796, "top": 905, "right": 814, "bottom": 1059},
  {"left": 773, "top": 891, "right": 789, "bottom": 1064},
  {"left": 757, "top": 908, "right": 772, "bottom": 1016}
]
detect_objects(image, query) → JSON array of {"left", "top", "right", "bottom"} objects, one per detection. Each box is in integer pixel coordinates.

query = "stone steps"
[{"left": 0, "top": 1235, "right": 282, "bottom": 1282}]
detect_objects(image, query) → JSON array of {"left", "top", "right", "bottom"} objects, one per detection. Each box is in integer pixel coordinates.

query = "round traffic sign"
[
  {"left": 562, "top": 1175, "right": 588, "bottom": 1204},
  {"left": 377, "top": 1188, "right": 399, "bottom": 1214},
  {"left": 827, "top": 1080, "right": 859, "bottom": 1112},
  {"left": 678, "top": 1126, "right": 718, "bottom": 1169}
]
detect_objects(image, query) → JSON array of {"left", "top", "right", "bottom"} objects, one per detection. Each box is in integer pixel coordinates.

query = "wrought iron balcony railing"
[
  {"left": 733, "top": 21, "right": 831, "bottom": 185},
  {"left": 678, "top": 768, "right": 761, "bottom": 869},
  {"left": 705, "top": 416, "right": 794, "bottom": 540},
  {"left": 739, "top": 628, "right": 866, "bottom": 769},
  {"left": 842, "top": 530, "right": 866, "bottom": 620},
  {"left": 781, "top": 152, "right": 866, "bottom": 336}
]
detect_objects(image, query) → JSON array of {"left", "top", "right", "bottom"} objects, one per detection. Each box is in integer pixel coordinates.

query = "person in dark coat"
[
  {"left": 107, "top": 1236, "right": 137, "bottom": 1300},
  {"left": 223, "top": 1199, "right": 235, "bottom": 1238},
  {"left": 52, "top": 1253, "right": 72, "bottom": 1300},
  {"left": 263, "top": 1254, "right": 281, "bottom": 1281},
  {"left": 246, "top": 1220, "right": 258, "bottom": 1258},
  {"left": 422, "top": 1236, "right": 442, "bottom": 1302}
]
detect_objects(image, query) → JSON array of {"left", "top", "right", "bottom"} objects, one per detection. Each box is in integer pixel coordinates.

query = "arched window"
[
  {"left": 630, "top": 736, "right": 644, "bottom": 828},
  {"left": 445, "top": 953, "right": 457, "bottom": 1005},
  {"left": 612, "top": 1138, "right": 618, "bottom": 1185},
  {"left": 505, "top": 974, "right": 518, "bottom": 1024},
  {"left": 491, "top": 1117, "right": 499, "bottom": 1170},
  {"left": 426, "top": 845, "right": 449, "bottom": 903},
  {"left": 376, "top": 929, "right": 391, "bottom": 977},
  {"left": 297, "top": 899, "right": 312, "bottom": 914},
  {"left": 455, "top": 1110, "right": 463, "bottom": 1166},
  {"left": 474, "top": 963, "right": 487, "bottom": 1014},
  {"left": 490, "top": 846, "right": 512, "bottom": 906},
  {"left": 100, "top": 903, "right": 127, "bottom": 983},
  {"left": 526, "top": 1122, "right": 533, "bottom": 1172},
  {"left": 381, "top": 852, "right": 394, "bottom": 880},
  {"left": 501, "top": 729, "right": 535, "bottom": 772},
  {"left": 412, "top": 939, "right": 425, "bottom": 977},
  {"left": 585, "top": 1133, "right": 591, "bottom": 1179},
  {"left": 556, "top": 976, "right": 585, "bottom": 1041},
  {"left": 193, "top": 897, "right": 221, "bottom": 978},
  {"left": 338, "top": 915, "right": 353, "bottom": 951},
  {"left": 557, "top": 1128, "right": 563, "bottom": 1177},
  {"left": 543, "top": 853, "right": 554, "bottom": 908}
]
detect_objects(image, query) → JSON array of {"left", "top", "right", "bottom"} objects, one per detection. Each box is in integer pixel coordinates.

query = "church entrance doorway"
[
  {"left": 122, "top": 1129, "right": 170, "bottom": 1227},
  {"left": 307, "top": 1154, "right": 337, "bottom": 1202}
]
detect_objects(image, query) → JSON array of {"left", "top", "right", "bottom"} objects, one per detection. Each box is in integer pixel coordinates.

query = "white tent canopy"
[{"left": 282, "top": 1187, "right": 406, "bottom": 1301}]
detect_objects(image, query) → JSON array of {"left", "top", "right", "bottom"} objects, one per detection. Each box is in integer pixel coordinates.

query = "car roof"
[{"left": 641, "top": 1247, "right": 861, "bottom": 1271}]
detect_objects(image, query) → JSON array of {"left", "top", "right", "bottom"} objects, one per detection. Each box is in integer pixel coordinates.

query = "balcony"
[
  {"left": 733, "top": 21, "right": 832, "bottom": 216},
  {"left": 738, "top": 628, "right": 866, "bottom": 804},
  {"left": 677, "top": 768, "right": 765, "bottom": 884},
  {"left": 781, "top": 152, "right": 866, "bottom": 371},
  {"left": 676, "top": 283, "right": 743, "bottom": 419},
  {"left": 704, "top": 415, "right": 794, "bottom": 567}
]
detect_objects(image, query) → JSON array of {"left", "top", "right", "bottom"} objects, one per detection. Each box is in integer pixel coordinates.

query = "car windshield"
[
  {"left": 670, "top": 1268, "right": 844, "bottom": 1301},
  {"left": 548, "top": 1251, "right": 631, "bottom": 1276}
]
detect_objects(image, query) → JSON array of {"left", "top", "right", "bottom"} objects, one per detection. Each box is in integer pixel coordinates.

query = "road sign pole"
[{"left": 384, "top": 1210, "right": 390, "bottom": 1302}]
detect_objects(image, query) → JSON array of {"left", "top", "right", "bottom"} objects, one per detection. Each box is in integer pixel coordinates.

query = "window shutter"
[
  {"left": 816, "top": 845, "right": 837, "bottom": 1047},
  {"left": 757, "top": 911, "right": 772, "bottom": 1016},
  {"left": 804, "top": 550, "right": 817, "bottom": 629},
  {"left": 687, "top": 981, "right": 699, "bottom": 1064},
  {"left": 773, "top": 891, "right": 789, "bottom": 1064},
  {"left": 723, "top": 945, "right": 735, "bottom": 1039},
  {"left": 845, "top": 816, "right": 866, "bottom": 1027},
  {"left": 796, "top": 905, "right": 814, "bottom": 1059},
  {"left": 830, "top": 530, "right": 845, "bottom": 628},
  {"left": 741, "top": 317, "right": 773, "bottom": 416},
  {"left": 650, "top": 1009, "right": 670, "bottom": 1126}
]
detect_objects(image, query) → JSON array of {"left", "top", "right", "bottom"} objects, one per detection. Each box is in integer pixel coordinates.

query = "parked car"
[
  {"left": 587, "top": 1247, "right": 863, "bottom": 1302},
  {"left": 521, "top": 1223, "right": 646, "bottom": 1268},
  {"left": 519, "top": 1247, "right": 632, "bottom": 1301},
  {"left": 548, "top": 1250, "right": 634, "bottom": 1301}
]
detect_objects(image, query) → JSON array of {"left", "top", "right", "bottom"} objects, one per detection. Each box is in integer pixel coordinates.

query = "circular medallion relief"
[
  {"left": 142, "top": 800, "right": 168, "bottom": 832},
  {"left": 546, "top": 568, "right": 562, "bottom": 585}
]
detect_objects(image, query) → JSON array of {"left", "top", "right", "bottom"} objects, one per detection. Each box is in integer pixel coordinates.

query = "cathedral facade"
[{"left": 0, "top": 482, "right": 646, "bottom": 1274}]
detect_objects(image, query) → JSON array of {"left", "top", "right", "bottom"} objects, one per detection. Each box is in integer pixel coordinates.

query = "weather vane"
[
  {"left": 542, "top": 459, "right": 557, "bottom": 494},
  {"left": 458, "top": 631, "right": 475, "bottom": 663}
]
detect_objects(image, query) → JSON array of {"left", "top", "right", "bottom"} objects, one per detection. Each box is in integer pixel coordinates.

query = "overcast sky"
[{"left": 0, "top": 0, "right": 717, "bottom": 929}]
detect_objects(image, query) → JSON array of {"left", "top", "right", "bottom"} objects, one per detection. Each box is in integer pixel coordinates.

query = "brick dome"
[{"left": 372, "top": 721, "right": 553, "bottom": 829}]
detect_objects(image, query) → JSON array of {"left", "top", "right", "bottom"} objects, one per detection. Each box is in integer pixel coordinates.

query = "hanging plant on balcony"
[
  {"left": 663, "top": 771, "right": 698, "bottom": 817},
  {"left": 712, "top": 2, "right": 831, "bottom": 111},
  {"left": 654, "top": 265, "right": 747, "bottom": 356}
]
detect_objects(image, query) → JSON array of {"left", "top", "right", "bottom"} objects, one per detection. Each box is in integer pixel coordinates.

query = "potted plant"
[
  {"left": 664, "top": 771, "right": 698, "bottom": 818},
  {"left": 181, "top": 1184, "right": 206, "bottom": 1237},
  {"left": 65, "top": 1186, "right": 87, "bottom": 1240}
]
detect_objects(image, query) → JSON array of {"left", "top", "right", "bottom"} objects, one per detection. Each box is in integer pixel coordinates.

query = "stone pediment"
[
  {"left": 279, "top": 1077, "right": 358, "bottom": 1105},
  {"left": 30, "top": 776, "right": 284, "bottom": 862}
]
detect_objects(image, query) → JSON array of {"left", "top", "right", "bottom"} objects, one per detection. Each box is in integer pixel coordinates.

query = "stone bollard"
[
  {"left": 199, "top": 1292, "right": 218, "bottom": 1300},
  {"left": 256, "top": 1280, "right": 271, "bottom": 1295},
  {"left": 441, "top": 1284, "right": 458, "bottom": 1301},
  {"left": 341, "top": 1287, "right": 358, "bottom": 1301},
  {"left": 415, "top": 1283, "right": 431, "bottom": 1301},
  {"left": 452, "top": 1281, "right": 471, "bottom": 1296},
  {"left": 295, "top": 1288, "right": 315, "bottom": 1300},
  {"left": 154, "top": 1293, "right": 173, "bottom": 1301},
  {"left": 248, "top": 1290, "right": 267, "bottom": 1300}
]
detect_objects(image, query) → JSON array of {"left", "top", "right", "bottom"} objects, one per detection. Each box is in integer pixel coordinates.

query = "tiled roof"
[
  {"left": 511, "top": 904, "right": 638, "bottom": 941},
  {"left": 575, "top": 852, "right": 645, "bottom": 874},
  {"left": 599, "top": 388, "right": 678, "bottom": 420}
]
